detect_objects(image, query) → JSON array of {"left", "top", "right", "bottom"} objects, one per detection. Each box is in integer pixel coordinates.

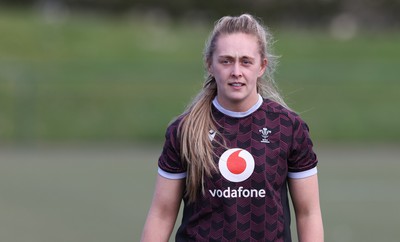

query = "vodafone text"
[{"left": 209, "top": 186, "right": 266, "bottom": 198}]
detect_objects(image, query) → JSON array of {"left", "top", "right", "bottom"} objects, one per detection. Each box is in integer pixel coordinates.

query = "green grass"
[
  {"left": 1, "top": 9, "right": 399, "bottom": 241},
  {"left": 275, "top": 31, "right": 400, "bottom": 142},
  {"left": 0, "top": 144, "right": 399, "bottom": 241},
  {"left": 0, "top": 9, "right": 400, "bottom": 142}
]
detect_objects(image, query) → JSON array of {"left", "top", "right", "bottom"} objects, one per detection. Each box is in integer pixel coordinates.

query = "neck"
[
  {"left": 212, "top": 94, "right": 263, "bottom": 118},
  {"left": 216, "top": 95, "right": 260, "bottom": 112}
]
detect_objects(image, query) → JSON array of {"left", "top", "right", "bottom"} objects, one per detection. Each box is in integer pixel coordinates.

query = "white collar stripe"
[{"left": 212, "top": 94, "right": 263, "bottom": 118}]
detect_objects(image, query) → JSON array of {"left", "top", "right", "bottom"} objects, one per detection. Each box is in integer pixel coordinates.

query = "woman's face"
[{"left": 208, "top": 33, "right": 267, "bottom": 112}]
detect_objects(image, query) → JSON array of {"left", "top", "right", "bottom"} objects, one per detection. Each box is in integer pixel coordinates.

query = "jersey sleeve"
[
  {"left": 287, "top": 115, "right": 318, "bottom": 179},
  {"left": 158, "top": 119, "right": 187, "bottom": 179}
]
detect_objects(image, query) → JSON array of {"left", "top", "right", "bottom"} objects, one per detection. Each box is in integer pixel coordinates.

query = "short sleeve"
[
  {"left": 287, "top": 116, "right": 318, "bottom": 179},
  {"left": 158, "top": 119, "right": 187, "bottom": 179}
]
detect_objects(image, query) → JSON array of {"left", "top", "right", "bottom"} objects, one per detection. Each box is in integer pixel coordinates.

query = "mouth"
[{"left": 229, "top": 82, "right": 245, "bottom": 87}]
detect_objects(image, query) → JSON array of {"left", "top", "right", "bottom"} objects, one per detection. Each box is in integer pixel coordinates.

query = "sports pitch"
[
  {"left": 0, "top": 143, "right": 399, "bottom": 242},
  {"left": 1, "top": 9, "right": 399, "bottom": 241}
]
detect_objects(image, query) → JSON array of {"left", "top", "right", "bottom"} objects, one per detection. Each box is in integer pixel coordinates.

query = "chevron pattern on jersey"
[{"left": 159, "top": 99, "right": 318, "bottom": 241}]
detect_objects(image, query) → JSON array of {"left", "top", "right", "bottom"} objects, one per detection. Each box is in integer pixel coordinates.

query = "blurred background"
[{"left": 0, "top": 0, "right": 399, "bottom": 241}]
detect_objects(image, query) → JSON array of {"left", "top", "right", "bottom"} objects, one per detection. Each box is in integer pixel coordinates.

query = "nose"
[{"left": 231, "top": 62, "right": 242, "bottom": 78}]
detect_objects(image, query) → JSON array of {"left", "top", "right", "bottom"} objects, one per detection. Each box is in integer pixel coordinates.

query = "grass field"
[
  {"left": 0, "top": 143, "right": 399, "bottom": 242},
  {"left": 0, "top": 8, "right": 399, "bottom": 242},
  {"left": 0, "top": 9, "right": 400, "bottom": 142}
]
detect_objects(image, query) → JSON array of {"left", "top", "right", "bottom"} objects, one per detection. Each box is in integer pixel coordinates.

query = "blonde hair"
[{"left": 179, "top": 14, "right": 289, "bottom": 203}]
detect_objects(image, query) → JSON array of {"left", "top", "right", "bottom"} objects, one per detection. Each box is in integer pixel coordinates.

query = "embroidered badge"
[{"left": 259, "top": 128, "right": 271, "bottom": 143}]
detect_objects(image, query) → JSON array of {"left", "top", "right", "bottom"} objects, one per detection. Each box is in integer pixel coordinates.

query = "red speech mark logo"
[{"left": 219, "top": 148, "right": 255, "bottom": 182}]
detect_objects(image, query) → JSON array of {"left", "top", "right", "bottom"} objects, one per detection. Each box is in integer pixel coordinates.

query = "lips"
[{"left": 229, "top": 82, "right": 245, "bottom": 87}]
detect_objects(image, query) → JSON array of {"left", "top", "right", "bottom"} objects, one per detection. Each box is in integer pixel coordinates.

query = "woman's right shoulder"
[
  {"left": 164, "top": 113, "right": 187, "bottom": 135},
  {"left": 167, "top": 113, "right": 186, "bottom": 127}
]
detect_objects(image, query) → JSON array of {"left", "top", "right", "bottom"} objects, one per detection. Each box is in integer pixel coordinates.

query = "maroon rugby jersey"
[{"left": 158, "top": 95, "right": 318, "bottom": 242}]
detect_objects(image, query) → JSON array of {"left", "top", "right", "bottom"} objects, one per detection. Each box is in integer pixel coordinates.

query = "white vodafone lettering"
[{"left": 209, "top": 187, "right": 266, "bottom": 198}]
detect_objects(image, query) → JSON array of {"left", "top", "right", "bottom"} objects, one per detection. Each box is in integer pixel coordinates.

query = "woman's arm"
[
  {"left": 141, "top": 174, "right": 185, "bottom": 242},
  {"left": 288, "top": 174, "right": 324, "bottom": 242}
]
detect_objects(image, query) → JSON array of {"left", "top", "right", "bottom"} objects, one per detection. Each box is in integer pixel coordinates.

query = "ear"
[
  {"left": 258, "top": 58, "right": 268, "bottom": 77},
  {"left": 207, "top": 61, "right": 213, "bottom": 76}
]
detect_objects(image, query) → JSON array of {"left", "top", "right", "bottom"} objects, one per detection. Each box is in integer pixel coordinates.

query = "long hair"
[{"left": 179, "top": 14, "right": 289, "bottom": 203}]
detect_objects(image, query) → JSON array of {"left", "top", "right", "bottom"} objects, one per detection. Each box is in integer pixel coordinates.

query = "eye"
[
  {"left": 220, "top": 58, "right": 232, "bottom": 65},
  {"left": 242, "top": 59, "right": 253, "bottom": 65}
]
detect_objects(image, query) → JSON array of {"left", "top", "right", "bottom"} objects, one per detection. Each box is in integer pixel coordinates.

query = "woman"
[{"left": 141, "top": 14, "right": 323, "bottom": 241}]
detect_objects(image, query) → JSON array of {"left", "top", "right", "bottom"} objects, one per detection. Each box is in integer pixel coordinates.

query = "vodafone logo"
[
  {"left": 219, "top": 148, "right": 255, "bottom": 182},
  {"left": 210, "top": 148, "right": 264, "bottom": 198}
]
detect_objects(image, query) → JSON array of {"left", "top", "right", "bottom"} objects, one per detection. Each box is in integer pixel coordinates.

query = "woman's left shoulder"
[{"left": 262, "top": 99, "right": 301, "bottom": 118}]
